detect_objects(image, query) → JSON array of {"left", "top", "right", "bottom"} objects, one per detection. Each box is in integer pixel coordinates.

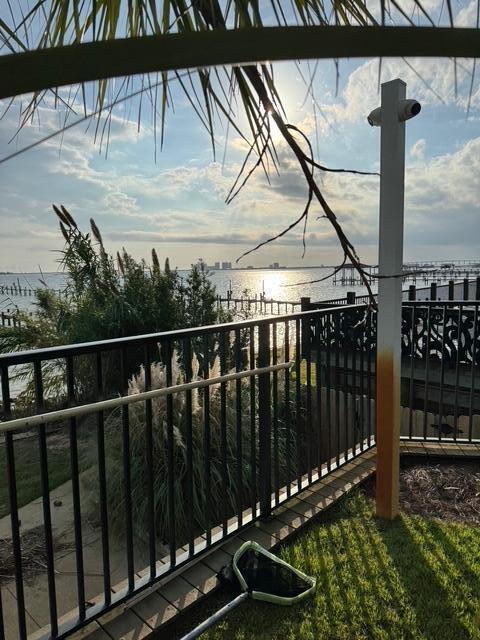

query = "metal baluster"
[
  {"left": 183, "top": 338, "right": 194, "bottom": 556},
  {"left": 1, "top": 367, "right": 27, "bottom": 640},
  {"left": 249, "top": 327, "right": 257, "bottom": 519},
  {"left": 203, "top": 334, "right": 212, "bottom": 543},
  {"left": 234, "top": 329, "right": 243, "bottom": 525},
  {"left": 454, "top": 306, "right": 462, "bottom": 440},
  {"left": 343, "top": 311, "right": 349, "bottom": 460},
  {"left": 284, "top": 322, "right": 291, "bottom": 497},
  {"left": 305, "top": 317, "right": 312, "bottom": 484},
  {"left": 66, "top": 356, "right": 86, "bottom": 619},
  {"left": 359, "top": 314, "right": 366, "bottom": 452},
  {"left": 258, "top": 324, "right": 271, "bottom": 519},
  {"left": 373, "top": 310, "right": 378, "bottom": 446},
  {"left": 468, "top": 304, "right": 478, "bottom": 442},
  {"left": 34, "top": 360, "right": 58, "bottom": 636},
  {"left": 272, "top": 322, "right": 279, "bottom": 505},
  {"left": 165, "top": 339, "right": 176, "bottom": 567},
  {"left": 95, "top": 352, "right": 111, "bottom": 605},
  {"left": 438, "top": 306, "right": 447, "bottom": 443},
  {"left": 334, "top": 314, "right": 341, "bottom": 466},
  {"left": 143, "top": 344, "right": 156, "bottom": 578},
  {"left": 423, "top": 307, "right": 432, "bottom": 439},
  {"left": 325, "top": 313, "right": 332, "bottom": 472},
  {"left": 408, "top": 306, "right": 416, "bottom": 439},
  {"left": 315, "top": 318, "right": 323, "bottom": 472},
  {"left": 219, "top": 332, "right": 228, "bottom": 535},
  {"left": 366, "top": 309, "right": 373, "bottom": 447},
  {"left": 120, "top": 348, "right": 134, "bottom": 592},
  {"left": 295, "top": 319, "right": 302, "bottom": 490}
]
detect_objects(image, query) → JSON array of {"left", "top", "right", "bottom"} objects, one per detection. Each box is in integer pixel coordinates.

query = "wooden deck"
[{"left": 29, "top": 440, "right": 480, "bottom": 640}]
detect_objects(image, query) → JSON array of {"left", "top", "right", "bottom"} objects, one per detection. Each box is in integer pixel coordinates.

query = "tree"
[{"left": 181, "top": 260, "right": 221, "bottom": 328}]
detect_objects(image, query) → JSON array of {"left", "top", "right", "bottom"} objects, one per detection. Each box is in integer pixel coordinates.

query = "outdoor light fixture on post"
[{"left": 368, "top": 79, "right": 421, "bottom": 519}]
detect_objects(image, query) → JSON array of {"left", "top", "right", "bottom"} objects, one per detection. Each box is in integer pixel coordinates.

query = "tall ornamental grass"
[{"left": 84, "top": 346, "right": 296, "bottom": 548}]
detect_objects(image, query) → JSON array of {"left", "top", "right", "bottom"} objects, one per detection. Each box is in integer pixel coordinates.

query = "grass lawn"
[
  {"left": 0, "top": 428, "right": 93, "bottom": 519},
  {"left": 195, "top": 491, "right": 480, "bottom": 640}
]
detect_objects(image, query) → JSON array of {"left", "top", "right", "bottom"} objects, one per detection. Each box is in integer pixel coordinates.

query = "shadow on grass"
[
  {"left": 160, "top": 494, "right": 480, "bottom": 640},
  {"left": 379, "top": 515, "right": 474, "bottom": 640}
]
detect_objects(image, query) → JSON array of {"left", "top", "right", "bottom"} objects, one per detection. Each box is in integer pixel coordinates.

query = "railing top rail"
[
  {"left": 0, "top": 303, "right": 368, "bottom": 366},
  {"left": 0, "top": 362, "right": 293, "bottom": 434}
]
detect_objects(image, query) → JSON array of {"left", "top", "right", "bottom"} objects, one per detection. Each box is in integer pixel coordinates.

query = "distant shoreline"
[{"left": 1, "top": 266, "right": 343, "bottom": 274}]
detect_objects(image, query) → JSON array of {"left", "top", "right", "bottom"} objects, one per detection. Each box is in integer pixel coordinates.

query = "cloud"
[
  {"left": 106, "top": 228, "right": 337, "bottom": 247},
  {"left": 319, "top": 56, "right": 479, "bottom": 129},
  {"left": 456, "top": 0, "right": 480, "bottom": 26},
  {"left": 1, "top": 33, "right": 479, "bottom": 272},
  {"left": 410, "top": 138, "right": 426, "bottom": 160},
  {"left": 406, "top": 136, "right": 480, "bottom": 215}
]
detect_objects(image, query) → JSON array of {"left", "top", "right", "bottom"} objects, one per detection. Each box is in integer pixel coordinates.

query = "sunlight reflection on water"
[
  {"left": 207, "top": 267, "right": 376, "bottom": 302},
  {"left": 0, "top": 267, "right": 376, "bottom": 314}
]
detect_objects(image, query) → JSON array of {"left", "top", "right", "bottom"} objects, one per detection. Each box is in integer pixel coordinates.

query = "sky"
[{"left": 0, "top": 1, "right": 479, "bottom": 272}]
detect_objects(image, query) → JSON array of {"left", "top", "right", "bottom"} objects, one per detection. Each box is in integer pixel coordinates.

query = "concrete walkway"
[{"left": 0, "top": 479, "right": 148, "bottom": 639}]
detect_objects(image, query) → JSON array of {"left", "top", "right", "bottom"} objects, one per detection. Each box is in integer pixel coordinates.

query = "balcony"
[{"left": 0, "top": 300, "right": 479, "bottom": 639}]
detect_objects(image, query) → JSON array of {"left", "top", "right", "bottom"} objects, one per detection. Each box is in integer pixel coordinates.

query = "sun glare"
[{"left": 261, "top": 272, "right": 289, "bottom": 299}]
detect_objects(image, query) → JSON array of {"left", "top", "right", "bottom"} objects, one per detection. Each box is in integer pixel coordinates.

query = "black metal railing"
[
  {"left": 302, "top": 300, "right": 479, "bottom": 443},
  {"left": 401, "top": 301, "right": 480, "bottom": 441},
  {"left": 0, "top": 305, "right": 374, "bottom": 640},
  {"left": 1, "top": 300, "right": 478, "bottom": 638},
  {"left": 303, "top": 276, "right": 480, "bottom": 310}
]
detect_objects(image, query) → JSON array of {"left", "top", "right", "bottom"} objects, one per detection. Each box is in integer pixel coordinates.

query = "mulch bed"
[{"left": 365, "top": 460, "right": 480, "bottom": 525}]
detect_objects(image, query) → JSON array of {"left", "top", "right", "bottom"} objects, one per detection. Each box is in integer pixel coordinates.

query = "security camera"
[
  {"left": 398, "top": 99, "right": 421, "bottom": 122},
  {"left": 367, "top": 99, "right": 421, "bottom": 127},
  {"left": 367, "top": 107, "right": 382, "bottom": 127}
]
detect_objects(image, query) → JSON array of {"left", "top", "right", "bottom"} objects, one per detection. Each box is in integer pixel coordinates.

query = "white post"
[{"left": 369, "top": 79, "right": 420, "bottom": 519}]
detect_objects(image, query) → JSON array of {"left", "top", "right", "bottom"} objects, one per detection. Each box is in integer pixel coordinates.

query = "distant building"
[
  {"left": 214, "top": 262, "right": 220, "bottom": 270},
  {"left": 221, "top": 261, "right": 232, "bottom": 269}
]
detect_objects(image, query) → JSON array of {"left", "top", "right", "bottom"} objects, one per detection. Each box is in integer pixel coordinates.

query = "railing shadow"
[{"left": 379, "top": 515, "right": 474, "bottom": 639}]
